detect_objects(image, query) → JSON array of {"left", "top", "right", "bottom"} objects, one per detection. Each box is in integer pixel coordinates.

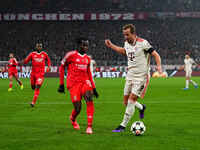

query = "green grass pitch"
[{"left": 0, "top": 77, "right": 200, "bottom": 150}]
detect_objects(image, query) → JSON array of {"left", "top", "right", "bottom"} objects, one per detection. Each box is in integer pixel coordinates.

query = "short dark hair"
[
  {"left": 123, "top": 24, "right": 136, "bottom": 34},
  {"left": 76, "top": 37, "right": 89, "bottom": 45}
]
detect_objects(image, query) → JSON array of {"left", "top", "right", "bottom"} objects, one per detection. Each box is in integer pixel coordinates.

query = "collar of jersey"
[
  {"left": 33, "top": 51, "right": 43, "bottom": 54},
  {"left": 76, "top": 51, "right": 86, "bottom": 57},
  {"left": 128, "top": 36, "right": 137, "bottom": 46}
]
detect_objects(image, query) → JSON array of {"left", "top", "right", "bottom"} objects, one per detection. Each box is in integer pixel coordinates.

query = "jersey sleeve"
[
  {"left": 13, "top": 58, "right": 18, "bottom": 66},
  {"left": 59, "top": 51, "right": 74, "bottom": 85},
  {"left": 24, "top": 53, "right": 32, "bottom": 64},
  {"left": 191, "top": 58, "right": 195, "bottom": 64},
  {"left": 59, "top": 64, "right": 65, "bottom": 85},
  {"left": 143, "top": 40, "right": 154, "bottom": 54},
  {"left": 87, "top": 58, "right": 96, "bottom": 89},
  {"left": 45, "top": 52, "right": 51, "bottom": 67}
]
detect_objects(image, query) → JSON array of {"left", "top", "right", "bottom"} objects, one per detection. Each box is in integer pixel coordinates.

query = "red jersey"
[
  {"left": 59, "top": 50, "right": 95, "bottom": 89},
  {"left": 24, "top": 51, "right": 51, "bottom": 74},
  {"left": 8, "top": 58, "right": 18, "bottom": 72}
]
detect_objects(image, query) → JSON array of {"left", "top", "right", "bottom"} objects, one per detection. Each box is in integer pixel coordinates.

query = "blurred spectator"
[
  {"left": 1, "top": 0, "right": 200, "bottom": 12},
  {"left": 0, "top": 19, "right": 200, "bottom": 66}
]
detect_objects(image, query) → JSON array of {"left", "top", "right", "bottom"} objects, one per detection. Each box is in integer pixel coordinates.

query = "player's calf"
[{"left": 31, "top": 85, "right": 36, "bottom": 90}]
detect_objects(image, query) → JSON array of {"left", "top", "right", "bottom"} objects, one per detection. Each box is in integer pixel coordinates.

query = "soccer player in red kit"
[
  {"left": 7, "top": 53, "right": 23, "bottom": 92},
  {"left": 21, "top": 43, "right": 51, "bottom": 107},
  {"left": 58, "top": 38, "right": 99, "bottom": 134}
]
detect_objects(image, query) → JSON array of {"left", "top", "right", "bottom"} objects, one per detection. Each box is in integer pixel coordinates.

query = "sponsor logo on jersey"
[
  {"left": 76, "top": 64, "right": 87, "bottom": 70},
  {"left": 34, "top": 58, "right": 44, "bottom": 62}
]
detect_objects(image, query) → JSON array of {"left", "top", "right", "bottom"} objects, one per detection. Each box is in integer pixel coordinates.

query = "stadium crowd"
[
  {"left": 1, "top": 0, "right": 200, "bottom": 12},
  {"left": 0, "top": 19, "right": 200, "bottom": 66},
  {"left": 1, "top": 0, "right": 200, "bottom": 66}
]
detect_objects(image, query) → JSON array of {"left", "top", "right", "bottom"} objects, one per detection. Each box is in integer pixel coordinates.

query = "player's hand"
[
  {"left": 178, "top": 66, "right": 184, "bottom": 71},
  {"left": 105, "top": 39, "right": 112, "bottom": 48},
  {"left": 157, "top": 65, "right": 162, "bottom": 74},
  {"left": 58, "top": 84, "right": 65, "bottom": 93},
  {"left": 93, "top": 88, "right": 99, "bottom": 98}
]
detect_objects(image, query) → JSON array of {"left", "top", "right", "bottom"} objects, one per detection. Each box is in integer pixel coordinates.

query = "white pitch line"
[{"left": 3, "top": 100, "right": 200, "bottom": 105}]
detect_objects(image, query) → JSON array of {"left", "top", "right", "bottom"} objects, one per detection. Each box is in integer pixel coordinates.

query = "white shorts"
[
  {"left": 185, "top": 70, "right": 192, "bottom": 77},
  {"left": 124, "top": 74, "right": 150, "bottom": 98}
]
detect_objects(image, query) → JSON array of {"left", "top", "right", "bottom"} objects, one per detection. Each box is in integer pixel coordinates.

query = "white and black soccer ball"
[{"left": 130, "top": 121, "right": 146, "bottom": 136}]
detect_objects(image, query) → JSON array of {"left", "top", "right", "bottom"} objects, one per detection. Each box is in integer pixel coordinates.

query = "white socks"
[
  {"left": 190, "top": 80, "right": 197, "bottom": 86},
  {"left": 186, "top": 80, "right": 189, "bottom": 88},
  {"left": 120, "top": 100, "right": 135, "bottom": 127},
  {"left": 135, "top": 101, "right": 143, "bottom": 110},
  {"left": 186, "top": 79, "right": 198, "bottom": 88},
  {"left": 120, "top": 100, "right": 143, "bottom": 127}
]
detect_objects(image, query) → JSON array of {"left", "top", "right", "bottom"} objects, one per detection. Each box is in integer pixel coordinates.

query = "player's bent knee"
[
  {"left": 129, "top": 93, "right": 138, "bottom": 101},
  {"left": 35, "top": 85, "right": 41, "bottom": 89},
  {"left": 84, "top": 91, "right": 93, "bottom": 101},
  {"left": 75, "top": 107, "right": 81, "bottom": 113},
  {"left": 73, "top": 102, "right": 81, "bottom": 113}
]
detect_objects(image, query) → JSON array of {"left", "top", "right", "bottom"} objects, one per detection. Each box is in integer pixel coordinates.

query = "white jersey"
[
  {"left": 90, "top": 59, "right": 96, "bottom": 73},
  {"left": 124, "top": 37, "right": 152, "bottom": 80},
  {"left": 184, "top": 58, "right": 194, "bottom": 72}
]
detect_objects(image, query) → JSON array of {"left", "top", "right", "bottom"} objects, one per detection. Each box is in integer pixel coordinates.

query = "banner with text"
[
  {"left": 0, "top": 13, "right": 148, "bottom": 21},
  {"left": 1, "top": 12, "right": 200, "bottom": 21}
]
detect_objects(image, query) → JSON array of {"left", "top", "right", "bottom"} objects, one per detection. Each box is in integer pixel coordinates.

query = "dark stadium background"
[{"left": 0, "top": 0, "right": 200, "bottom": 76}]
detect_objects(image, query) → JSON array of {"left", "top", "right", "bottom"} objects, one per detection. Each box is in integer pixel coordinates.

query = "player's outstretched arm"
[
  {"left": 20, "top": 53, "right": 32, "bottom": 65},
  {"left": 151, "top": 51, "right": 162, "bottom": 74},
  {"left": 105, "top": 39, "right": 126, "bottom": 55},
  {"left": 87, "top": 61, "right": 99, "bottom": 98},
  {"left": 46, "top": 54, "right": 51, "bottom": 72}
]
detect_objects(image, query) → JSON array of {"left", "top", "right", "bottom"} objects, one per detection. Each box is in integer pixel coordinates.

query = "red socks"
[
  {"left": 86, "top": 101, "right": 94, "bottom": 127},
  {"left": 9, "top": 82, "right": 12, "bottom": 88},
  {"left": 18, "top": 81, "right": 22, "bottom": 86},
  {"left": 32, "top": 89, "right": 40, "bottom": 104},
  {"left": 71, "top": 109, "right": 78, "bottom": 121}
]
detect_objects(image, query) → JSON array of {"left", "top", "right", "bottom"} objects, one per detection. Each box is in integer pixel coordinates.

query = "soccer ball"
[{"left": 130, "top": 121, "right": 146, "bottom": 136}]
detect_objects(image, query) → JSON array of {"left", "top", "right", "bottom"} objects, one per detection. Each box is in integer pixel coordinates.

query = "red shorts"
[
  {"left": 30, "top": 73, "right": 44, "bottom": 86},
  {"left": 8, "top": 70, "right": 18, "bottom": 78},
  {"left": 68, "top": 80, "right": 93, "bottom": 103}
]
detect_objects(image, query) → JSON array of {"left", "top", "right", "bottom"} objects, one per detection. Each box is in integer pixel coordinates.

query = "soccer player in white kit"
[
  {"left": 183, "top": 54, "right": 198, "bottom": 90},
  {"left": 89, "top": 55, "right": 96, "bottom": 78},
  {"left": 105, "top": 24, "right": 162, "bottom": 132}
]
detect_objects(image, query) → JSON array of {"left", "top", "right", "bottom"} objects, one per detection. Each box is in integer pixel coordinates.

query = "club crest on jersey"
[{"left": 134, "top": 47, "right": 138, "bottom": 51}]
